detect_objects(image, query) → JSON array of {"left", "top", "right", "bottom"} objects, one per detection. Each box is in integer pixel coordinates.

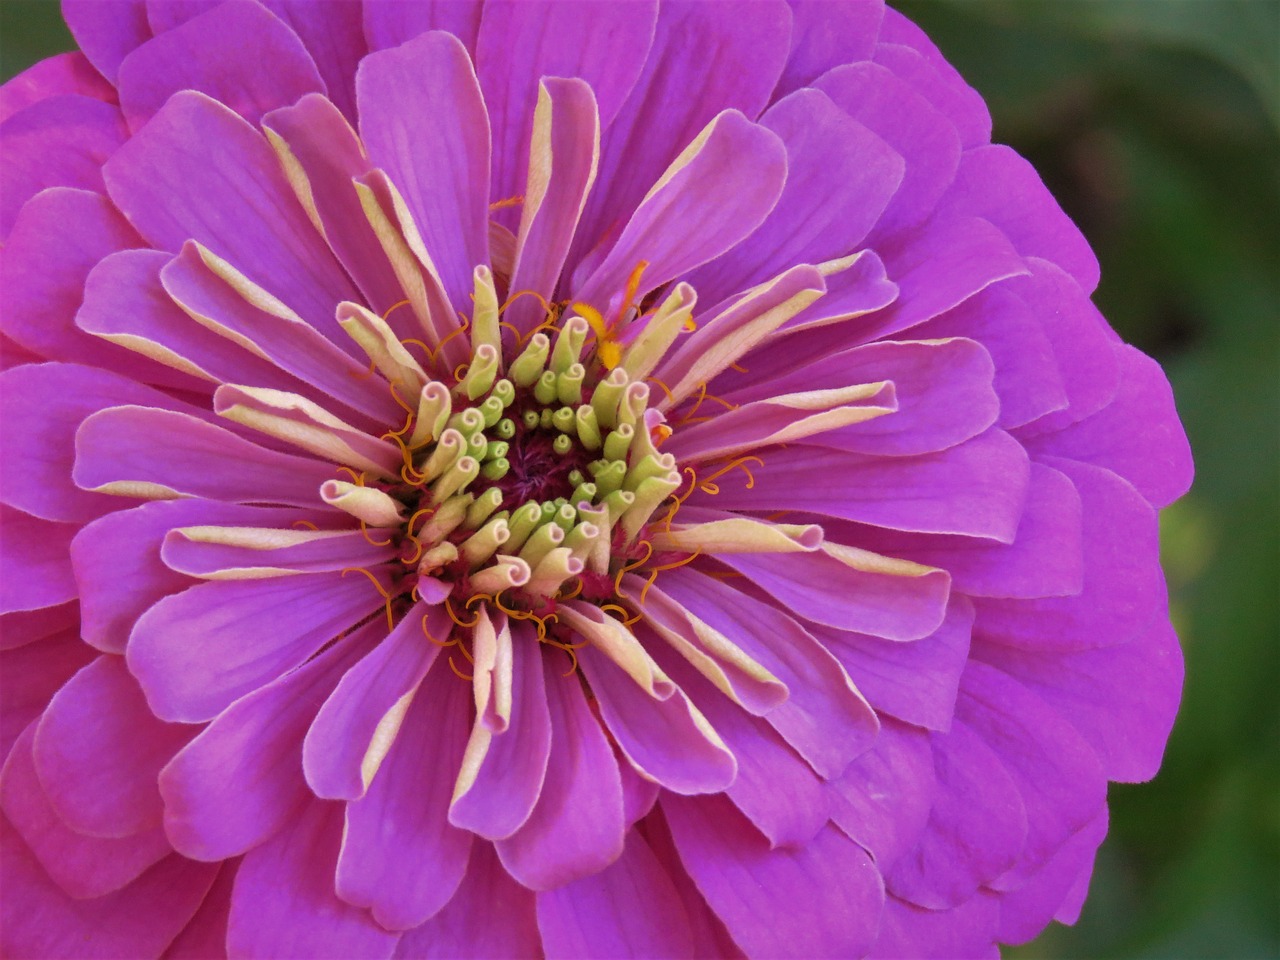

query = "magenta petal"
[
  {"left": 0, "top": 95, "right": 126, "bottom": 239},
  {"left": 829, "top": 717, "right": 936, "bottom": 874},
  {"left": 262, "top": 94, "right": 405, "bottom": 317},
  {"left": 0, "top": 507, "right": 77, "bottom": 615},
  {"left": 449, "top": 628, "right": 552, "bottom": 839},
  {"left": 691, "top": 88, "right": 903, "bottom": 303},
  {"left": 536, "top": 830, "right": 697, "bottom": 960},
  {"left": 654, "top": 644, "right": 829, "bottom": 848},
  {"left": 504, "top": 77, "right": 601, "bottom": 332},
  {"left": 128, "top": 571, "right": 383, "bottom": 723},
  {"left": 0, "top": 813, "right": 218, "bottom": 960},
  {"left": 664, "top": 793, "right": 885, "bottom": 959},
  {"left": 774, "top": 0, "right": 883, "bottom": 99},
  {"left": 577, "top": 637, "right": 736, "bottom": 796},
  {"left": 158, "top": 624, "right": 371, "bottom": 860},
  {"left": 363, "top": 0, "right": 483, "bottom": 57},
  {"left": 0, "top": 52, "right": 116, "bottom": 122},
  {"left": 1028, "top": 343, "right": 1194, "bottom": 508},
  {"left": 32, "top": 655, "right": 194, "bottom": 839},
  {"left": 162, "top": 859, "right": 237, "bottom": 960},
  {"left": 476, "top": 0, "right": 657, "bottom": 209},
  {"left": 0, "top": 629, "right": 93, "bottom": 759},
  {"left": 974, "top": 457, "right": 1165, "bottom": 651},
  {"left": 61, "top": 0, "right": 151, "bottom": 84},
  {"left": 941, "top": 144, "right": 1099, "bottom": 294},
  {"left": 994, "top": 809, "right": 1108, "bottom": 945},
  {"left": 358, "top": 31, "right": 490, "bottom": 314},
  {"left": 117, "top": 0, "right": 325, "bottom": 129},
  {"left": 976, "top": 617, "right": 1182, "bottom": 783},
  {"left": 73, "top": 499, "right": 313, "bottom": 655},
  {"left": 815, "top": 598, "right": 973, "bottom": 732},
  {"left": 700, "top": 428, "right": 1031, "bottom": 544},
  {"left": 336, "top": 654, "right": 473, "bottom": 930},
  {"left": 887, "top": 721, "right": 1027, "bottom": 909},
  {"left": 816, "top": 61, "right": 961, "bottom": 239},
  {"left": 872, "top": 891, "right": 1000, "bottom": 960},
  {"left": 304, "top": 602, "right": 445, "bottom": 801},
  {"left": 1, "top": 724, "right": 171, "bottom": 899},
  {"left": 0, "top": 362, "right": 183, "bottom": 523},
  {"left": 227, "top": 799, "right": 400, "bottom": 959},
  {"left": 0, "top": 601, "right": 78, "bottom": 652},
  {"left": 657, "top": 569, "right": 880, "bottom": 780},
  {"left": 394, "top": 841, "right": 539, "bottom": 960},
  {"left": 74, "top": 405, "right": 335, "bottom": 508},
  {"left": 102, "top": 91, "right": 358, "bottom": 341},
  {"left": 955, "top": 662, "right": 1106, "bottom": 889},
  {"left": 496, "top": 656, "right": 626, "bottom": 891},
  {"left": 572, "top": 1, "right": 792, "bottom": 267},
  {"left": 574, "top": 109, "right": 787, "bottom": 312}
]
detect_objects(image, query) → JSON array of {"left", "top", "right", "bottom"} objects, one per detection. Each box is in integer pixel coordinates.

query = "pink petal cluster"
[{"left": 0, "top": 2, "right": 1193, "bottom": 958}]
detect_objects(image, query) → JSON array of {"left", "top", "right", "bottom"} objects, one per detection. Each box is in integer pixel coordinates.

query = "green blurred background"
[{"left": 2, "top": 1, "right": 1277, "bottom": 956}]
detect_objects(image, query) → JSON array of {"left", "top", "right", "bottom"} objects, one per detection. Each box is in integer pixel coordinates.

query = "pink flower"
[{"left": 0, "top": 2, "right": 1193, "bottom": 957}]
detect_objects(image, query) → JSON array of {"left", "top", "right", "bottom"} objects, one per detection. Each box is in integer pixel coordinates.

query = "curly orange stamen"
[
  {"left": 599, "top": 602, "right": 642, "bottom": 626},
  {"left": 291, "top": 520, "right": 320, "bottom": 531},
  {"left": 400, "top": 535, "right": 425, "bottom": 566},
  {"left": 698, "top": 455, "right": 763, "bottom": 495},
  {"left": 490, "top": 194, "right": 524, "bottom": 210},
  {"left": 558, "top": 577, "right": 584, "bottom": 601},
  {"left": 359, "top": 520, "right": 395, "bottom": 548},
  {"left": 660, "top": 466, "right": 699, "bottom": 532},
  {"left": 428, "top": 317, "right": 470, "bottom": 364},
  {"left": 421, "top": 615, "right": 458, "bottom": 647},
  {"left": 639, "top": 550, "right": 703, "bottom": 605},
  {"left": 729, "top": 361, "right": 749, "bottom": 374},
  {"left": 613, "top": 540, "right": 654, "bottom": 596},
  {"left": 646, "top": 376, "right": 675, "bottom": 405},
  {"left": 445, "top": 596, "right": 483, "bottom": 629},
  {"left": 335, "top": 466, "right": 366, "bottom": 486},
  {"left": 341, "top": 567, "right": 396, "bottom": 631},
  {"left": 405, "top": 506, "right": 434, "bottom": 537},
  {"left": 382, "top": 299, "right": 412, "bottom": 321},
  {"left": 352, "top": 356, "right": 378, "bottom": 381},
  {"left": 447, "top": 655, "right": 473, "bottom": 682}
]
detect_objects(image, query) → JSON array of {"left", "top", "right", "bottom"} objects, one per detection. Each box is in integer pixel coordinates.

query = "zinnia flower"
[{"left": 0, "top": 1, "right": 1193, "bottom": 957}]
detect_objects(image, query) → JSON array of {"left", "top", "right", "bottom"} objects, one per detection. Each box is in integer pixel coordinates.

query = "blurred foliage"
[{"left": 2, "top": 1, "right": 1278, "bottom": 958}]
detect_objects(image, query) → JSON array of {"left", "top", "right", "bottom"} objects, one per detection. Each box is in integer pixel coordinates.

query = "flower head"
[{"left": 0, "top": 1, "right": 1193, "bottom": 957}]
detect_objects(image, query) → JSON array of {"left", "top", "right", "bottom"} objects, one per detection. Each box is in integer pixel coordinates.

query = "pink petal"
[
  {"left": 774, "top": 0, "right": 883, "bottom": 99},
  {"left": 504, "top": 77, "right": 601, "bottom": 332},
  {"left": 102, "top": 91, "right": 358, "bottom": 342},
  {"left": 227, "top": 799, "right": 400, "bottom": 959},
  {"left": 814, "top": 598, "right": 973, "bottom": 732},
  {"left": 262, "top": 0, "right": 367, "bottom": 123},
  {"left": 496, "top": 654, "right": 626, "bottom": 891},
  {"left": 690, "top": 87, "right": 903, "bottom": 303},
  {"left": 976, "top": 617, "right": 1182, "bottom": 783},
  {"left": 1028, "top": 343, "right": 1194, "bottom": 508},
  {"left": 336, "top": 654, "right": 473, "bottom": 930},
  {"left": 0, "top": 507, "right": 77, "bottom": 615},
  {"left": 887, "top": 721, "right": 1026, "bottom": 909},
  {"left": 393, "top": 841, "right": 539, "bottom": 960},
  {"left": 0, "top": 813, "right": 218, "bottom": 960},
  {"left": 571, "top": 1, "right": 792, "bottom": 270},
  {"left": 973, "top": 457, "right": 1165, "bottom": 651},
  {"left": 61, "top": 0, "right": 151, "bottom": 84},
  {"left": 0, "top": 52, "right": 116, "bottom": 123},
  {"left": 664, "top": 793, "right": 886, "bottom": 959},
  {"left": 573, "top": 110, "right": 786, "bottom": 312},
  {"left": 940, "top": 144, "right": 1099, "bottom": 293},
  {"left": 449, "top": 627, "right": 552, "bottom": 839},
  {"left": 577, "top": 636, "right": 737, "bottom": 796},
  {"left": 0, "top": 95, "right": 126, "bottom": 240},
  {"left": 158, "top": 623, "right": 372, "bottom": 860},
  {"left": 0, "top": 629, "right": 93, "bottom": 758},
  {"left": 816, "top": 61, "right": 960, "bottom": 239},
  {"left": 32, "top": 655, "right": 194, "bottom": 839},
  {"left": 74, "top": 405, "right": 335, "bottom": 508},
  {"left": 129, "top": 571, "right": 385, "bottom": 723},
  {"left": 1, "top": 724, "right": 171, "bottom": 899},
  {"left": 655, "top": 570, "right": 880, "bottom": 780},
  {"left": 0, "top": 602, "right": 78, "bottom": 652},
  {"left": 304, "top": 602, "right": 445, "bottom": 801},
  {"left": 357, "top": 30, "right": 490, "bottom": 314},
  {"left": 163, "top": 858, "right": 237, "bottom": 960},
  {"left": 829, "top": 717, "right": 936, "bottom": 873},
  {"left": 655, "top": 645, "right": 829, "bottom": 847},
  {"left": 536, "top": 831, "right": 697, "bottom": 959},
  {"left": 476, "top": 0, "right": 657, "bottom": 211},
  {"left": 872, "top": 891, "right": 1000, "bottom": 960},
  {"left": 363, "top": 0, "right": 482, "bottom": 57},
  {"left": 1, "top": 361, "right": 184, "bottom": 523},
  {"left": 261, "top": 94, "right": 406, "bottom": 318},
  {"left": 117, "top": 0, "right": 325, "bottom": 130}
]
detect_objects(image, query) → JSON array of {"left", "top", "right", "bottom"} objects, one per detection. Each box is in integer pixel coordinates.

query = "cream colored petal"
[
  {"left": 648, "top": 517, "right": 823, "bottom": 555},
  {"left": 558, "top": 601, "right": 674, "bottom": 699}
]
